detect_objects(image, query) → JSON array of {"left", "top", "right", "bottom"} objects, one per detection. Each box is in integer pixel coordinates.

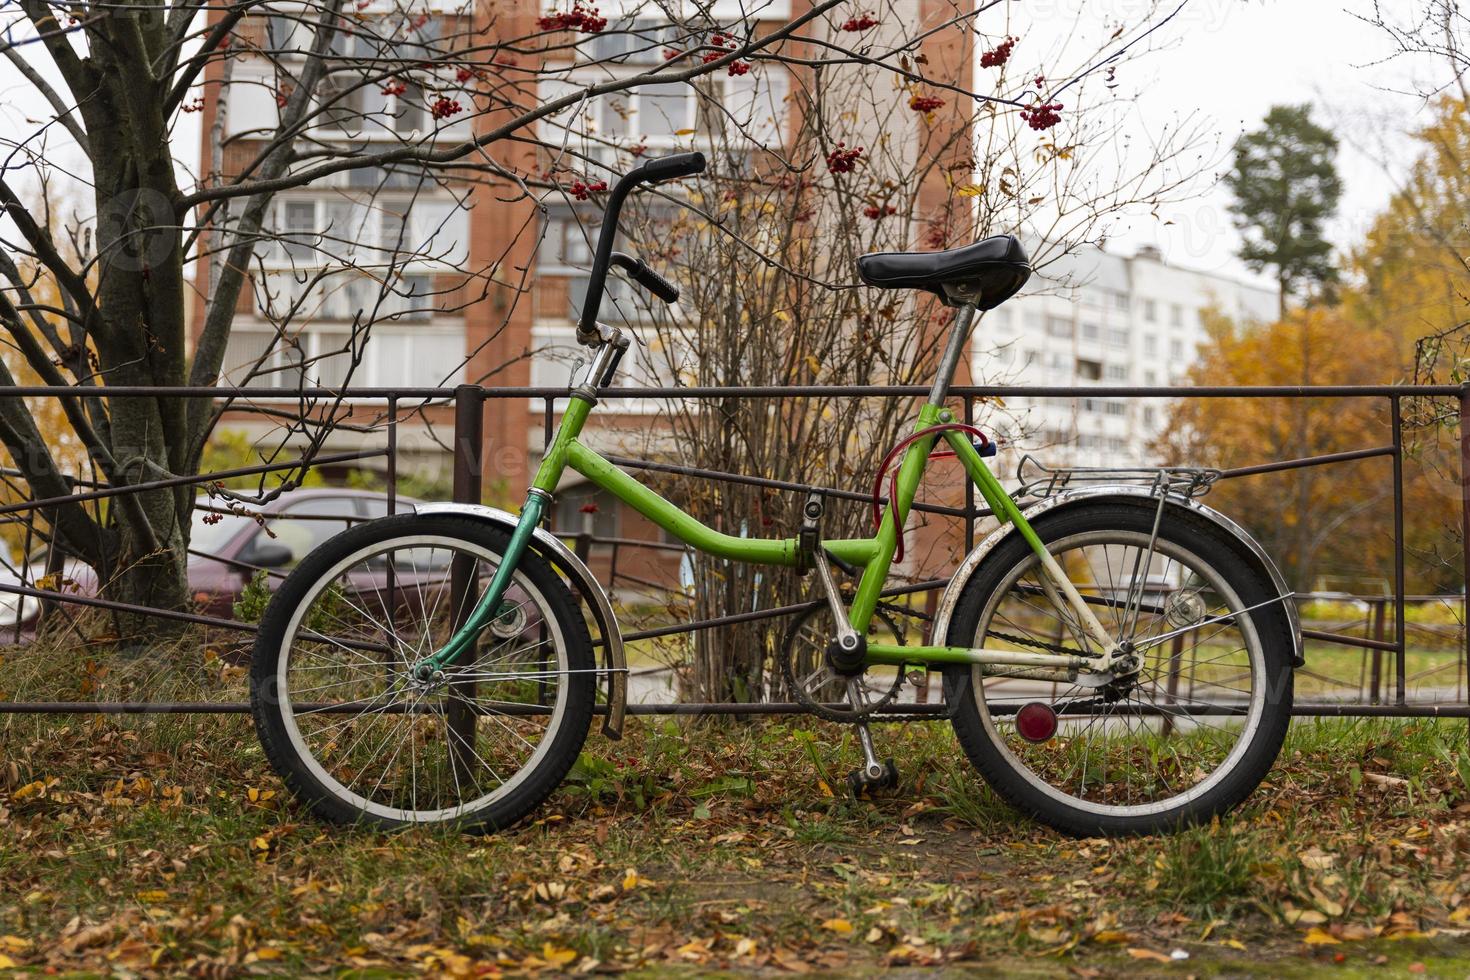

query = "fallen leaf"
[
  {"left": 822, "top": 918, "right": 854, "bottom": 935},
  {"left": 1127, "top": 948, "right": 1171, "bottom": 962},
  {"left": 1304, "top": 927, "right": 1340, "bottom": 946}
]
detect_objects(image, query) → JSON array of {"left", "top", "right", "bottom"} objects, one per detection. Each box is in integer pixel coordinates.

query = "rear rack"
[{"left": 1016, "top": 453, "right": 1221, "bottom": 500}]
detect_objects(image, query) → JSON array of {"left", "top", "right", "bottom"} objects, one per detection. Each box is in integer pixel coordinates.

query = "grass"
[
  {"left": 6, "top": 622, "right": 1470, "bottom": 974},
  {"left": 6, "top": 697, "right": 1470, "bottom": 974}
]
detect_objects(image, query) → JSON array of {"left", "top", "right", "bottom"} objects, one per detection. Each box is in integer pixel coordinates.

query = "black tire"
[
  {"left": 249, "top": 514, "right": 595, "bottom": 832},
  {"left": 942, "top": 501, "right": 1294, "bottom": 837}
]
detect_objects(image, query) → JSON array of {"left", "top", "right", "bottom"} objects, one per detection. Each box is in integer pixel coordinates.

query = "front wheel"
[
  {"left": 943, "top": 502, "right": 1294, "bottom": 836},
  {"left": 249, "top": 514, "right": 595, "bottom": 831}
]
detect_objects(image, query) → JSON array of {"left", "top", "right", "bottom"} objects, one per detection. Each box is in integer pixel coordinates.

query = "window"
[
  {"left": 1045, "top": 315, "right": 1071, "bottom": 339},
  {"left": 1144, "top": 369, "right": 1158, "bottom": 386},
  {"left": 1142, "top": 298, "right": 1156, "bottom": 322},
  {"left": 1081, "top": 322, "right": 1100, "bottom": 341},
  {"left": 1106, "top": 328, "right": 1129, "bottom": 348},
  {"left": 1075, "top": 359, "right": 1102, "bottom": 381},
  {"left": 1105, "top": 363, "right": 1128, "bottom": 381},
  {"left": 1143, "top": 406, "right": 1157, "bottom": 426},
  {"left": 1169, "top": 338, "right": 1184, "bottom": 359},
  {"left": 266, "top": 195, "right": 468, "bottom": 268},
  {"left": 1169, "top": 303, "right": 1184, "bottom": 327},
  {"left": 1111, "top": 290, "right": 1130, "bottom": 311},
  {"left": 219, "top": 324, "right": 464, "bottom": 389},
  {"left": 1143, "top": 334, "right": 1158, "bottom": 357},
  {"left": 590, "top": 19, "right": 679, "bottom": 64}
]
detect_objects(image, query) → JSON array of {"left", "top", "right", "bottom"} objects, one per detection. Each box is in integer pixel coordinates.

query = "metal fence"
[{"left": 0, "top": 381, "right": 1467, "bottom": 722}]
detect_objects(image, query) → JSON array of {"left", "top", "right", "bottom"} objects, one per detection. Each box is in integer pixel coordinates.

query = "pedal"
[{"left": 846, "top": 723, "right": 899, "bottom": 798}]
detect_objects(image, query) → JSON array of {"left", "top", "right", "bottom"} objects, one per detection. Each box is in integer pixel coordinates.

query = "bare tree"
[
  {"left": 0, "top": 0, "right": 956, "bottom": 633},
  {"left": 543, "top": 4, "right": 1214, "bottom": 703}
]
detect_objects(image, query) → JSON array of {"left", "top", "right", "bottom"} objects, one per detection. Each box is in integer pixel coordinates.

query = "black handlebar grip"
[
  {"left": 611, "top": 252, "right": 679, "bottom": 303},
  {"left": 632, "top": 262, "right": 679, "bottom": 303},
  {"left": 636, "top": 151, "right": 707, "bottom": 184}
]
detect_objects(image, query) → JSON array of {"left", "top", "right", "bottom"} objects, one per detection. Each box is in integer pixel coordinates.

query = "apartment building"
[
  {"left": 191, "top": 0, "right": 972, "bottom": 584},
  {"left": 973, "top": 244, "right": 1278, "bottom": 470}
]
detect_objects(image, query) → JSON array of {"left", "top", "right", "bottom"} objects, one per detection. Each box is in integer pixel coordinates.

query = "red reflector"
[{"left": 1015, "top": 701, "right": 1058, "bottom": 743}]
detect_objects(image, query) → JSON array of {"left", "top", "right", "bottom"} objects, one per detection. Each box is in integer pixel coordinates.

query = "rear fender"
[
  {"left": 415, "top": 502, "right": 627, "bottom": 738},
  {"left": 934, "top": 487, "right": 1303, "bottom": 667}
]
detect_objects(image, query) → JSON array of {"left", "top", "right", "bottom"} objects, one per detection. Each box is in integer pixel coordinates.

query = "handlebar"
[
  {"left": 630, "top": 151, "right": 707, "bottom": 184},
  {"left": 611, "top": 252, "right": 679, "bottom": 304},
  {"left": 577, "top": 152, "right": 706, "bottom": 337}
]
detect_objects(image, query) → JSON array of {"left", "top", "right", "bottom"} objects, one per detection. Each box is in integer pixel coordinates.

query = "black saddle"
[{"left": 856, "top": 235, "right": 1030, "bottom": 309}]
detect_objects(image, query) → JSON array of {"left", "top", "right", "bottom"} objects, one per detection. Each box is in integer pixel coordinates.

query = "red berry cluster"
[
  {"left": 569, "top": 179, "right": 608, "bottom": 201},
  {"left": 862, "top": 203, "right": 897, "bottom": 220},
  {"left": 701, "top": 51, "right": 723, "bottom": 64},
  {"left": 381, "top": 79, "right": 407, "bottom": 96},
  {"left": 825, "top": 141, "right": 863, "bottom": 174},
  {"left": 1019, "top": 101, "right": 1063, "bottom": 130},
  {"left": 662, "top": 48, "right": 682, "bottom": 60},
  {"left": 181, "top": 96, "right": 206, "bottom": 113},
  {"left": 430, "top": 96, "right": 463, "bottom": 119},
  {"left": 537, "top": 3, "right": 607, "bottom": 33},
  {"left": 202, "top": 512, "right": 224, "bottom": 526},
  {"left": 908, "top": 94, "right": 944, "bottom": 113},
  {"left": 275, "top": 90, "right": 290, "bottom": 108},
  {"left": 579, "top": 502, "right": 599, "bottom": 514},
  {"left": 979, "top": 36, "right": 1017, "bottom": 68},
  {"left": 841, "top": 13, "right": 879, "bottom": 31},
  {"left": 455, "top": 66, "right": 486, "bottom": 83},
  {"left": 727, "top": 60, "right": 751, "bottom": 76}
]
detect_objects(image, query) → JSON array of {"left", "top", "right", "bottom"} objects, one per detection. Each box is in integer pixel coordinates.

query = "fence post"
[
  {"left": 447, "top": 385, "right": 485, "bottom": 783},
  {"left": 1369, "top": 598, "right": 1385, "bottom": 706},
  {"left": 1459, "top": 384, "right": 1470, "bottom": 740}
]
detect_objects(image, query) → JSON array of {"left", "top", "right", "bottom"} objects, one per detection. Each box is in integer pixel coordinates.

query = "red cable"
[{"left": 870, "top": 423, "right": 989, "bottom": 562}]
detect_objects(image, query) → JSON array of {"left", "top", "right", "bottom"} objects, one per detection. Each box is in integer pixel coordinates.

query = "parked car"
[{"left": 187, "top": 488, "right": 414, "bottom": 618}]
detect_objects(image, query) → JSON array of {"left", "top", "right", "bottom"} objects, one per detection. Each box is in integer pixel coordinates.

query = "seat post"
[{"left": 927, "top": 303, "right": 978, "bottom": 406}]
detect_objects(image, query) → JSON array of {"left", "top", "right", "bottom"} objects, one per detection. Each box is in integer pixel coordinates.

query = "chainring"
[{"left": 778, "top": 602, "right": 910, "bottom": 722}]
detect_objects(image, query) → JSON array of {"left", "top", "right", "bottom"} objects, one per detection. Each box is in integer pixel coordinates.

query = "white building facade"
[{"left": 973, "top": 244, "right": 1278, "bottom": 469}]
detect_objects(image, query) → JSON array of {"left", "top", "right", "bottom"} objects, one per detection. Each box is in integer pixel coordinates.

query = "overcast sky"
[
  {"left": 1019, "top": 0, "right": 1451, "bottom": 284},
  {"left": 0, "top": 0, "right": 1453, "bottom": 288}
]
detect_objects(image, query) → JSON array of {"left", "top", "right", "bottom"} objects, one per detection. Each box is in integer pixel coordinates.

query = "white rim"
[
  {"left": 274, "top": 533, "right": 570, "bottom": 823},
  {"left": 968, "top": 531, "right": 1268, "bottom": 820}
]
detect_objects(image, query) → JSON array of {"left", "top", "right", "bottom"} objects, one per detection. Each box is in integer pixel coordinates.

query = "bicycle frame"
[{"left": 419, "top": 325, "right": 1118, "bottom": 680}]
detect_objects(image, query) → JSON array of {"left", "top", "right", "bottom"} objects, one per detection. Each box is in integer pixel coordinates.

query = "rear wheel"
[
  {"left": 944, "top": 502, "right": 1293, "bottom": 836},
  {"left": 249, "top": 514, "right": 594, "bottom": 831}
]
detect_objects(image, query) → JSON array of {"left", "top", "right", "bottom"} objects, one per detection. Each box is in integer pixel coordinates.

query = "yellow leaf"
[
  {"left": 1127, "top": 948, "right": 1171, "bottom": 962},
  {"left": 254, "top": 948, "right": 283, "bottom": 960},
  {"left": 622, "top": 868, "right": 642, "bottom": 890},
  {"left": 0, "top": 937, "right": 31, "bottom": 953},
  {"left": 674, "top": 128, "right": 696, "bottom": 136},
  {"left": 822, "top": 918, "right": 854, "bottom": 935},
  {"left": 0, "top": 954, "right": 15, "bottom": 969},
  {"left": 1221, "top": 939, "right": 1247, "bottom": 950},
  {"left": 11, "top": 780, "right": 46, "bottom": 801},
  {"left": 541, "top": 942, "right": 577, "bottom": 966},
  {"left": 1450, "top": 906, "right": 1470, "bottom": 924},
  {"left": 136, "top": 890, "right": 168, "bottom": 904},
  {"left": 1092, "top": 929, "right": 1131, "bottom": 945},
  {"left": 817, "top": 779, "right": 834, "bottom": 798},
  {"left": 955, "top": 184, "right": 983, "bottom": 198},
  {"left": 1303, "top": 927, "right": 1340, "bottom": 946}
]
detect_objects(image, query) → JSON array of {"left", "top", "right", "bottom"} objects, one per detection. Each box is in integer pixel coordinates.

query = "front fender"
[
  {"left": 934, "top": 486, "right": 1304, "bottom": 667},
  {"left": 415, "top": 502, "right": 628, "bottom": 738}
]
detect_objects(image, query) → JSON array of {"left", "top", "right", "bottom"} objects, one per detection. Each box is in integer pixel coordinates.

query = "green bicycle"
[{"left": 248, "top": 152, "right": 1300, "bottom": 837}]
